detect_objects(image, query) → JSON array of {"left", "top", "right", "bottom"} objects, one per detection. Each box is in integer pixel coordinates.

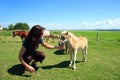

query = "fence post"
[{"left": 96, "top": 32, "right": 99, "bottom": 41}]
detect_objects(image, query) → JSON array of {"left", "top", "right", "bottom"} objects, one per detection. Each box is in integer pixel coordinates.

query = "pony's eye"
[
  {"left": 61, "top": 36, "right": 65, "bottom": 40},
  {"left": 41, "top": 33, "right": 43, "bottom": 35}
]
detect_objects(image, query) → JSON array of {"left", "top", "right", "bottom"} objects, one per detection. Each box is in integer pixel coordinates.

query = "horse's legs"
[
  {"left": 46, "top": 37, "right": 49, "bottom": 42},
  {"left": 21, "top": 37, "right": 23, "bottom": 42},
  {"left": 82, "top": 47, "right": 87, "bottom": 62},
  {"left": 73, "top": 49, "right": 77, "bottom": 69},
  {"left": 65, "top": 44, "right": 68, "bottom": 54},
  {"left": 69, "top": 51, "right": 73, "bottom": 67},
  {"left": 44, "top": 36, "right": 49, "bottom": 42},
  {"left": 53, "top": 38, "right": 54, "bottom": 43}
]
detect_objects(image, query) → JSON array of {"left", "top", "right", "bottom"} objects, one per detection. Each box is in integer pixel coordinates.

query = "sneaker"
[{"left": 31, "top": 63, "right": 39, "bottom": 71}]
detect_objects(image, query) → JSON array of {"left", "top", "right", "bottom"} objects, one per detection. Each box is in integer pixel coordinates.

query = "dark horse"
[{"left": 13, "top": 30, "right": 29, "bottom": 42}]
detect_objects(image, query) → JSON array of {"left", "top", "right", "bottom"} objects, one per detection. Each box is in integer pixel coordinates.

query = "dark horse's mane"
[{"left": 13, "top": 30, "right": 29, "bottom": 42}]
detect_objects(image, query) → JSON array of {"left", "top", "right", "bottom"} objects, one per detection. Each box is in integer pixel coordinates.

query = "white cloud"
[
  {"left": 77, "top": 18, "right": 120, "bottom": 29},
  {"left": 43, "top": 18, "right": 120, "bottom": 30},
  {"left": 2, "top": 18, "right": 120, "bottom": 30}
]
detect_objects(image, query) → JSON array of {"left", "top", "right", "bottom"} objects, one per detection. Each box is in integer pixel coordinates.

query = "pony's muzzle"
[{"left": 58, "top": 42, "right": 64, "bottom": 46}]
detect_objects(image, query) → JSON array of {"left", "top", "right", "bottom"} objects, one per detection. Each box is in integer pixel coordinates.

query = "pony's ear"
[{"left": 66, "top": 31, "right": 68, "bottom": 35}]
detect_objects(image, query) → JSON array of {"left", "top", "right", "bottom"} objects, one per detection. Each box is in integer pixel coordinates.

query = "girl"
[{"left": 18, "top": 25, "right": 62, "bottom": 73}]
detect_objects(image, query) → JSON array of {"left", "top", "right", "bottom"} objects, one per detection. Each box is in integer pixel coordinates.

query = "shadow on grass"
[
  {"left": 54, "top": 49, "right": 65, "bottom": 55},
  {"left": 7, "top": 64, "right": 31, "bottom": 77},
  {"left": 42, "top": 61, "right": 81, "bottom": 69}
]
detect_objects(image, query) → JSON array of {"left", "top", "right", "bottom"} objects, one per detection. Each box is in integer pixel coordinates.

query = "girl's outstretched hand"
[{"left": 57, "top": 45, "right": 64, "bottom": 50}]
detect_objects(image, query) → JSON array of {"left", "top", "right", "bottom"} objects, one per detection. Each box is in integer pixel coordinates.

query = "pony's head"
[
  {"left": 13, "top": 31, "right": 17, "bottom": 37},
  {"left": 13, "top": 31, "right": 24, "bottom": 37},
  {"left": 60, "top": 31, "right": 73, "bottom": 39},
  {"left": 58, "top": 31, "right": 71, "bottom": 46}
]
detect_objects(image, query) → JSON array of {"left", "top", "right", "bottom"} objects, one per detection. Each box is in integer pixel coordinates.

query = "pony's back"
[{"left": 78, "top": 37, "right": 88, "bottom": 49}]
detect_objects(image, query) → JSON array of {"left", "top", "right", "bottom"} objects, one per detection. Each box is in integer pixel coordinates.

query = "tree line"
[{"left": 3, "top": 22, "right": 30, "bottom": 30}]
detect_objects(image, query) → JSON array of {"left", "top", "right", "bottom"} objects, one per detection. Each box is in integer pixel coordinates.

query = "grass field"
[{"left": 0, "top": 30, "right": 120, "bottom": 80}]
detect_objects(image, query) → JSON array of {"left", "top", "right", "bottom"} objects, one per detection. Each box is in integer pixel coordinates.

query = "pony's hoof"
[
  {"left": 69, "top": 64, "right": 72, "bottom": 67},
  {"left": 68, "top": 64, "right": 73, "bottom": 69},
  {"left": 72, "top": 67, "right": 76, "bottom": 70},
  {"left": 82, "top": 60, "right": 86, "bottom": 62}
]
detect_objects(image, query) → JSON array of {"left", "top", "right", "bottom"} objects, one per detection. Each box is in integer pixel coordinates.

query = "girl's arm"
[{"left": 41, "top": 41, "right": 63, "bottom": 49}]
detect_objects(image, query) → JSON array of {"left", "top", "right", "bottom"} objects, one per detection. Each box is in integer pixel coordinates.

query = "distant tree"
[
  {"left": 14, "top": 22, "right": 30, "bottom": 30},
  {"left": 22, "top": 23, "right": 30, "bottom": 30},
  {"left": 3, "top": 27, "right": 8, "bottom": 30},
  {"left": 8, "top": 24, "right": 14, "bottom": 30}
]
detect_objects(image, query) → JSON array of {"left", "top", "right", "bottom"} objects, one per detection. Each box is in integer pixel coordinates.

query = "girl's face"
[{"left": 41, "top": 30, "right": 44, "bottom": 38}]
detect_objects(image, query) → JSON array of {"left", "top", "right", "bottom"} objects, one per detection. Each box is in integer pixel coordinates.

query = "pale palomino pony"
[
  {"left": 43, "top": 30, "right": 50, "bottom": 42},
  {"left": 59, "top": 31, "right": 88, "bottom": 70}
]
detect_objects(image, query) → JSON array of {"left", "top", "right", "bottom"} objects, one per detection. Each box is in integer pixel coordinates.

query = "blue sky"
[{"left": 0, "top": 0, "right": 120, "bottom": 30}]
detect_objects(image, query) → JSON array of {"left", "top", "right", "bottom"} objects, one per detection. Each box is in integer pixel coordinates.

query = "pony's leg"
[
  {"left": 65, "top": 45, "right": 67, "bottom": 53},
  {"left": 21, "top": 37, "right": 23, "bottom": 42},
  {"left": 46, "top": 37, "right": 49, "bottom": 42},
  {"left": 65, "top": 44, "right": 68, "bottom": 54},
  {"left": 53, "top": 38, "right": 54, "bottom": 43},
  {"left": 69, "top": 51, "right": 73, "bottom": 67},
  {"left": 82, "top": 47, "right": 87, "bottom": 62},
  {"left": 73, "top": 49, "right": 77, "bottom": 69}
]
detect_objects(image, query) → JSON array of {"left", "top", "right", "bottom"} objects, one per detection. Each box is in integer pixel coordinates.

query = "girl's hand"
[
  {"left": 56, "top": 45, "right": 64, "bottom": 50},
  {"left": 26, "top": 65, "right": 35, "bottom": 73}
]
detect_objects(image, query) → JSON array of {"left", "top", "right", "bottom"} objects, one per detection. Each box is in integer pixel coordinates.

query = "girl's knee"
[{"left": 35, "top": 51, "right": 46, "bottom": 63}]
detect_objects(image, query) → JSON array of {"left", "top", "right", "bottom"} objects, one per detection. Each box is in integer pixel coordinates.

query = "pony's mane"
[
  {"left": 61, "top": 31, "right": 74, "bottom": 36},
  {"left": 67, "top": 32, "right": 78, "bottom": 39},
  {"left": 68, "top": 32, "right": 74, "bottom": 37},
  {"left": 61, "top": 31, "right": 77, "bottom": 38}
]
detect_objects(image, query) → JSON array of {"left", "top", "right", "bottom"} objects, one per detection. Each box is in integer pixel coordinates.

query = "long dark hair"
[{"left": 25, "top": 25, "right": 45, "bottom": 49}]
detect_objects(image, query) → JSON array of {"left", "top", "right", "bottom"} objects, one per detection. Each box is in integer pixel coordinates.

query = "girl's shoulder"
[
  {"left": 39, "top": 38, "right": 43, "bottom": 44},
  {"left": 22, "top": 40, "right": 28, "bottom": 48}
]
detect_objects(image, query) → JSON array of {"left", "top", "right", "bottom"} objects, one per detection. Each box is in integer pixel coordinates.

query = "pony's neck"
[{"left": 67, "top": 32, "right": 79, "bottom": 48}]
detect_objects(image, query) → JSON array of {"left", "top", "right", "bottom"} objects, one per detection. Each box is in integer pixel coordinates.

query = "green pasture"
[{"left": 0, "top": 30, "right": 120, "bottom": 80}]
